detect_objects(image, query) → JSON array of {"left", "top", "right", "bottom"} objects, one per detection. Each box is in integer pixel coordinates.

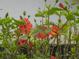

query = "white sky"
[
  {"left": 0, "top": 0, "right": 54, "bottom": 18},
  {"left": 0, "top": 0, "right": 67, "bottom": 26}
]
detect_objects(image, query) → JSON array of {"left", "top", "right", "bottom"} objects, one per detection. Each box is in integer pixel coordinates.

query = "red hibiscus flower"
[
  {"left": 48, "top": 31, "right": 58, "bottom": 37},
  {"left": 19, "top": 18, "right": 32, "bottom": 34},
  {"left": 48, "top": 25, "right": 60, "bottom": 37},
  {"left": 35, "top": 32, "right": 47, "bottom": 40},
  {"left": 59, "top": 3, "right": 64, "bottom": 9},
  {"left": 18, "top": 39, "right": 27, "bottom": 46},
  {"left": 51, "top": 25, "right": 60, "bottom": 33},
  {"left": 18, "top": 39, "right": 34, "bottom": 48}
]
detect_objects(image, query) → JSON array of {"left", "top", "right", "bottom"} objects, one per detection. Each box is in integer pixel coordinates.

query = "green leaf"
[
  {"left": 46, "top": 4, "right": 51, "bottom": 10},
  {"left": 69, "top": 21, "right": 74, "bottom": 26},
  {"left": 13, "top": 19, "right": 25, "bottom": 25},
  {"left": 75, "top": 19, "right": 79, "bottom": 23},
  {"left": 71, "top": 47, "right": 76, "bottom": 54},
  {"left": 0, "top": 20, "right": 3, "bottom": 25},
  {"left": 61, "top": 24, "right": 69, "bottom": 33},
  {"left": 56, "top": 0, "right": 59, "bottom": 3},
  {"left": 2, "top": 40, "right": 9, "bottom": 48},
  {"left": 31, "top": 27, "right": 41, "bottom": 35},
  {"left": 0, "top": 33, "right": 3, "bottom": 40},
  {"left": 16, "top": 54, "right": 27, "bottom": 59},
  {"left": 46, "top": 7, "right": 62, "bottom": 15},
  {"left": 35, "top": 10, "right": 45, "bottom": 17},
  {"left": 65, "top": 0, "right": 69, "bottom": 5},
  {"left": 0, "top": 17, "right": 12, "bottom": 25},
  {"left": 74, "top": 12, "right": 79, "bottom": 16},
  {"left": 77, "top": 6, "right": 79, "bottom": 10},
  {"left": 71, "top": 2, "right": 76, "bottom": 5},
  {"left": 66, "top": 11, "right": 75, "bottom": 20},
  {"left": 72, "top": 35, "right": 79, "bottom": 41},
  {"left": 35, "top": 7, "right": 62, "bottom": 17},
  {"left": 9, "top": 41, "right": 17, "bottom": 52}
]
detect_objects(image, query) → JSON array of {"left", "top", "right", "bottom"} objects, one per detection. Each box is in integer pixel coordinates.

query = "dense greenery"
[{"left": 0, "top": 0, "right": 79, "bottom": 59}]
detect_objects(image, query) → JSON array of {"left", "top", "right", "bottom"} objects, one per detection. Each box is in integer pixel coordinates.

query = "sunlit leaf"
[
  {"left": 35, "top": 7, "right": 62, "bottom": 17},
  {"left": 13, "top": 18, "right": 25, "bottom": 25},
  {"left": 35, "top": 10, "right": 45, "bottom": 17},
  {"left": 74, "top": 12, "right": 79, "bottom": 16},
  {"left": 77, "top": 6, "right": 79, "bottom": 9},
  {"left": 71, "top": 2, "right": 76, "bottom": 5},
  {"left": 72, "top": 35, "right": 79, "bottom": 41},
  {"left": 0, "top": 17, "right": 12, "bottom": 25},
  {"left": 47, "top": 7, "right": 62, "bottom": 15},
  {"left": 75, "top": 19, "right": 79, "bottom": 23},
  {"left": 66, "top": 11, "right": 75, "bottom": 20},
  {"left": 65, "top": 0, "right": 69, "bottom": 5},
  {"left": 60, "top": 24, "right": 69, "bottom": 33}
]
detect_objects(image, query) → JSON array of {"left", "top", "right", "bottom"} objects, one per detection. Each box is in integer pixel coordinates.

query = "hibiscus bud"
[
  {"left": 34, "top": 19, "right": 36, "bottom": 22},
  {"left": 44, "top": 0, "right": 47, "bottom": 2},
  {"left": 56, "top": 0, "right": 59, "bottom": 3},
  {"left": 38, "top": 7, "right": 41, "bottom": 10},
  {"left": 5, "top": 12, "right": 9, "bottom": 18},
  {"left": 28, "top": 15, "right": 30, "bottom": 18},
  {"left": 17, "top": 39, "right": 27, "bottom": 46},
  {"left": 20, "top": 16, "right": 23, "bottom": 19},
  {"left": 59, "top": 3, "right": 64, "bottom": 9},
  {"left": 23, "top": 11, "right": 26, "bottom": 16}
]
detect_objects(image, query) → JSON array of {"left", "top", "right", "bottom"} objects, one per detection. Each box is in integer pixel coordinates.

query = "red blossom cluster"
[
  {"left": 17, "top": 39, "right": 34, "bottom": 48},
  {"left": 18, "top": 18, "right": 33, "bottom": 48},
  {"left": 48, "top": 25, "right": 60, "bottom": 37},
  {"left": 51, "top": 25, "right": 60, "bottom": 33},
  {"left": 19, "top": 18, "right": 32, "bottom": 34},
  {"left": 17, "top": 39, "right": 27, "bottom": 46},
  {"left": 35, "top": 32, "right": 47, "bottom": 40},
  {"left": 59, "top": 3, "right": 64, "bottom": 9},
  {"left": 35, "top": 25, "right": 60, "bottom": 39}
]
